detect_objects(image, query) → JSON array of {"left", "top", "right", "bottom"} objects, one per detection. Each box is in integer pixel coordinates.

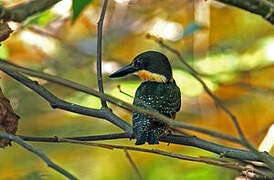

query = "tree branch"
[
  {"left": 96, "top": 0, "right": 109, "bottom": 108},
  {"left": 0, "top": 131, "right": 77, "bottom": 180},
  {"left": 215, "top": 0, "right": 274, "bottom": 24},
  {"left": 0, "top": 0, "right": 61, "bottom": 22}
]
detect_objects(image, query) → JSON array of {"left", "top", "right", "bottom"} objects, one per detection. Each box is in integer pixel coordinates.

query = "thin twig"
[
  {"left": 0, "top": 132, "right": 77, "bottom": 180},
  {"left": 96, "top": 0, "right": 109, "bottom": 108},
  {"left": 117, "top": 85, "right": 134, "bottom": 98},
  {"left": 58, "top": 138, "right": 271, "bottom": 179},
  {"left": 170, "top": 127, "right": 191, "bottom": 136},
  {"left": 0, "top": 60, "right": 241, "bottom": 144},
  {"left": 124, "top": 150, "right": 143, "bottom": 180}
]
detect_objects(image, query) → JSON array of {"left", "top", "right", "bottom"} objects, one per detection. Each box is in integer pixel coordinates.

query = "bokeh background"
[{"left": 0, "top": 0, "right": 273, "bottom": 179}]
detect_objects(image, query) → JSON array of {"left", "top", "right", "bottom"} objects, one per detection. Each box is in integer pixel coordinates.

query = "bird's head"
[{"left": 109, "top": 51, "right": 173, "bottom": 83}]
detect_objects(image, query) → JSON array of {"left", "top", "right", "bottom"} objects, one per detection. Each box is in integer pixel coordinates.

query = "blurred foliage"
[
  {"left": 20, "top": 172, "right": 44, "bottom": 180},
  {"left": 72, "top": 0, "right": 94, "bottom": 22},
  {"left": 0, "top": 0, "right": 274, "bottom": 179},
  {"left": 0, "top": 44, "right": 9, "bottom": 59},
  {"left": 23, "top": 10, "right": 57, "bottom": 27}
]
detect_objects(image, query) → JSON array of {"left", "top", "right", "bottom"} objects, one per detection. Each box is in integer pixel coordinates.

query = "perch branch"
[
  {"left": 96, "top": 0, "right": 109, "bottom": 108},
  {"left": 19, "top": 133, "right": 270, "bottom": 163},
  {"left": 0, "top": 131, "right": 77, "bottom": 180}
]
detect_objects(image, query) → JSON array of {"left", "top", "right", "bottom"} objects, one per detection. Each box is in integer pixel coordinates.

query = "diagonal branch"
[
  {"left": 0, "top": 131, "right": 77, "bottom": 180},
  {"left": 96, "top": 0, "right": 109, "bottom": 108}
]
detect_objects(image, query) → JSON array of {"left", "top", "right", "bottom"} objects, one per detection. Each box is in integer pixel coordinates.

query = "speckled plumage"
[{"left": 133, "top": 81, "right": 181, "bottom": 145}]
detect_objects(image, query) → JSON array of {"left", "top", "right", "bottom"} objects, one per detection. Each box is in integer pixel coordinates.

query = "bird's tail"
[{"left": 134, "top": 127, "right": 164, "bottom": 145}]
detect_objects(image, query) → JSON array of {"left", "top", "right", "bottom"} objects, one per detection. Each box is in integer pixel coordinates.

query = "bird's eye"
[{"left": 135, "top": 60, "right": 141, "bottom": 67}]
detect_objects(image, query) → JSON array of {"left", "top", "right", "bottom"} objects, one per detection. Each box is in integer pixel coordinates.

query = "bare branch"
[
  {"left": 0, "top": 131, "right": 77, "bottom": 180},
  {"left": 96, "top": 0, "right": 109, "bottom": 108},
  {"left": 124, "top": 150, "right": 143, "bottom": 180},
  {"left": 20, "top": 133, "right": 130, "bottom": 142},
  {"left": 0, "top": 0, "right": 61, "bottom": 22}
]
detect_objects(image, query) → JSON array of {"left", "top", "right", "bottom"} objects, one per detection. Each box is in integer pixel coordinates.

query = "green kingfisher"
[{"left": 109, "top": 51, "right": 181, "bottom": 145}]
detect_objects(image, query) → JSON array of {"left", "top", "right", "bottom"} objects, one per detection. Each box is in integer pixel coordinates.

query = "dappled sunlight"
[
  {"left": 114, "top": 0, "right": 131, "bottom": 4},
  {"left": 195, "top": 54, "right": 238, "bottom": 75},
  {"left": 51, "top": 0, "right": 72, "bottom": 16},
  {"left": 148, "top": 18, "right": 184, "bottom": 41},
  {"left": 174, "top": 69, "right": 217, "bottom": 97},
  {"left": 265, "top": 40, "right": 274, "bottom": 62},
  {"left": 259, "top": 124, "right": 274, "bottom": 152},
  {"left": 19, "top": 30, "right": 58, "bottom": 55}
]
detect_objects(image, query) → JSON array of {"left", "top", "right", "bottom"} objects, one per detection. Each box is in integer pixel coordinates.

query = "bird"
[{"left": 109, "top": 51, "right": 181, "bottom": 145}]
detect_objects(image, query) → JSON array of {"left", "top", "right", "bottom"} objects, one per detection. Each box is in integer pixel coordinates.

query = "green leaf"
[
  {"left": 22, "top": 10, "right": 56, "bottom": 27},
  {"left": 72, "top": 0, "right": 94, "bottom": 22}
]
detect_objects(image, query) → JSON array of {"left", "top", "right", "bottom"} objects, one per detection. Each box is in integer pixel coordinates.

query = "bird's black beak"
[{"left": 109, "top": 64, "right": 138, "bottom": 78}]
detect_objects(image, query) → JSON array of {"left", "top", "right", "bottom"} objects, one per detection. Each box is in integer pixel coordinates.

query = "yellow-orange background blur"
[{"left": 0, "top": 0, "right": 273, "bottom": 179}]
